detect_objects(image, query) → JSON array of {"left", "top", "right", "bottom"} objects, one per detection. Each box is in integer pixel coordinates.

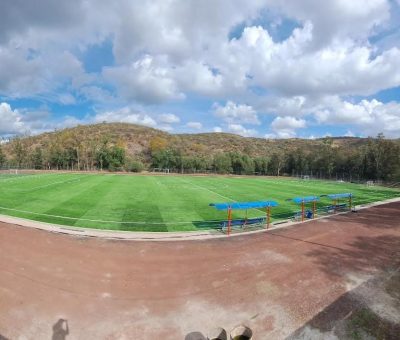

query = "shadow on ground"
[
  {"left": 286, "top": 271, "right": 400, "bottom": 340},
  {"left": 52, "top": 319, "right": 69, "bottom": 340},
  {"left": 306, "top": 234, "right": 400, "bottom": 278},
  {"left": 184, "top": 331, "right": 207, "bottom": 340}
]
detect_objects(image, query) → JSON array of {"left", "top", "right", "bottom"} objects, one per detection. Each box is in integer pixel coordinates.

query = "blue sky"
[{"left": 1, "top": 0, "right": 400, "bottom": 139}]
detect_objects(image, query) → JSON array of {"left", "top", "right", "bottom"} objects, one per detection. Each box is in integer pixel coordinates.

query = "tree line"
[{"left": 0, "top": 133, "right": 399, "bottom": 182}]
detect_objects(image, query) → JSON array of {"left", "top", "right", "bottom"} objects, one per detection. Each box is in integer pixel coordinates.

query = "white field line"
[
  {"left": 0, "top": 173, "right": 47, "bottom": 183},
  {"left": 0, "top": 194, "right": 397, "bottom": 227},
  {"left": 27, "top": 177, "right": 82, "bottom": 190},
  {"left": 178, "top": 178, "right": 271, "bottom": 216},
  {"left": 1, "top": 176, "right": 397, "bottom": 227},
  {"left": 250, "top": 178, "right": 400, "bottom": 199},
  {"left": 0, "top": 205, "right": 219, "bottom": 225},
  {"left": 178, "top": 177, "right": 236, "bottom": 202}
]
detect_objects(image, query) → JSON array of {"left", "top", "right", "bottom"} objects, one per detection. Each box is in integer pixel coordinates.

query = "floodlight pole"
[
  {"left": 266, "top": 206, "right": 271, "bottom": 229},
  {"left": 227, "top": 206, "right": 232, "bottom": 236}
]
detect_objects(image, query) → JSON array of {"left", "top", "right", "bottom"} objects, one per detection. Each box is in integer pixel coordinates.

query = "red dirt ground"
[{"left": 1, "top": 202, "right": 399, "bottom": 339}]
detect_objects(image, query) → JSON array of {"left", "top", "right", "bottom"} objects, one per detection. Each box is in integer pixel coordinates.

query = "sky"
[{"left": 1, "top": 0, "right": 400, "bottom": 140}]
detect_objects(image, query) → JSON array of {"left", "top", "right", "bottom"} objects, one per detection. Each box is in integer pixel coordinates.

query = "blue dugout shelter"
[
  {"left": 210, "top": 200, "right": 278, "bottom": 235},
  {"left": 321, "top": 193, "right": 354, "bottom": 211},
  {"left": 290, "top": 196, "right": 320, "bottom": 221}
]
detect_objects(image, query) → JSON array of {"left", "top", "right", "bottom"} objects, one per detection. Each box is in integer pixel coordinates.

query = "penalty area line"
[{"left": 178, "top": 177, "right": 236, "bottom": 202}]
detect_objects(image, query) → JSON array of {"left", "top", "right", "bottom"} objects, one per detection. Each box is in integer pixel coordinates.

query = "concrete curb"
[{"left": 1, "top": 197, "right": 400, "bottom": 242}]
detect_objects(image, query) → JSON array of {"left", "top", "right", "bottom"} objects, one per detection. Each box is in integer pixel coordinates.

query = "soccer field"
[{"left": 0, "top": 172, "right": 399, "bottom": 232}]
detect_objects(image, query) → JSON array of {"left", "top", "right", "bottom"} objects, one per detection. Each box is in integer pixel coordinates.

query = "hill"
[
  {"left": 0, "top": 122, "right": 377, "bottom": 159},
  {"left": 0, "top": 123, "right": 399, "bottom": 181}
]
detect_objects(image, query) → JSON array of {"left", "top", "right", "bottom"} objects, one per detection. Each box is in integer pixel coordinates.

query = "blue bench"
[
  {"left": 220, "top": 217, "right": 266, "bottom": 230},
  {"left": 324, "top": 203, "right": 347, "bottom": 212},
  {"left": 293, "top": 210, "right": 313, "bottom": 221}
]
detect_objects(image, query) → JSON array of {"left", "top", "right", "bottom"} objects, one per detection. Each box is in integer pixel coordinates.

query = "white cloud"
[
  {"left": 58, "top": 93, "right": 76, "bottom": 105},
  {"left": 214, "top": 101, "right": 260, "bottom": 125},
  {"left": 79, "top": 86, "right": 115, "bottom": 104},
  {"left": 213, "top": 126, "right": 222, "bottom": 132},
  {"left": 107, "top": 0, "right": 266, "bottom": 63},
  {"left": 1, "top": 0, "right": 400, "bottom": 139},
  {"left": 186, "top": 121, "right": 203, "bottom": 130},
  {"left": 0, "top": 46, "right": 46, "bottom": 96},
  {"left": 174, "top": 61, "right": 224, "bottom": 96},
  {"left": 0, "top": 102, "right": 26, "bottom": 135},
  {"left": 314, "top": 98, "right": 400, "bottom": 137},
  {"left": 103, "top": 55, "right": 184, "bottom": 104},
  {"left": 94, "top": 107, "right": 157, "bottom": 127},
  {"left": 3, "top": 0, "right": 396, "bottom": 104},
  {"left": 158, "top": 113, "right": 180, "bottom": 124},
  {"left": 271, "top": 116, "right": 307, "bottom": 130},
  {"left": 0, "top": 102, "right": 82, "bottom": 136},
  {"left": 270, "top": 116, "right": 306, "bottom": 138},
  {"left": 158, "top": 125, "right": 174, "bottom": 132},
  {"left": 223, "top": 24, "right": 400, "bottom": 97},
  {"left": 269, "top": 0, "right": 390, "bottom": 48},
  {"left": 227, "top": 123, "right": 258, "bottom": 137}
]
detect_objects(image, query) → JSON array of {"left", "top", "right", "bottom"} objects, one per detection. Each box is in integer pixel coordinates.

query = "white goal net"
[{"left": 152, "top": 168, "right": 170, "bottom": 174}]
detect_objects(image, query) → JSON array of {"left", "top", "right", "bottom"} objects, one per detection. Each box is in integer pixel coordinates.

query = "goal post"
[{"left": 152, "top": 168, "right": 170, "bottom": 174}]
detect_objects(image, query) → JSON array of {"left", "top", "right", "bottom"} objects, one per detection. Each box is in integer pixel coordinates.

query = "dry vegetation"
[{"left": 1, "top": 122, "right": 378, "bottom": 160}]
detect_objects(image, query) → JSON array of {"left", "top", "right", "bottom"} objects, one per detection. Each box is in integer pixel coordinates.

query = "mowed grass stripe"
[
  {"left": 122, "top": 176, "right": 169, "bottom": 231},
  {"left": 74, "top": 175, "right": 167, "bottom": 231},
  {"left": 43, "top": 175, "right": 116, "bottom": 227},
  {"left": 15, "top": 174, "right": 95, "bottom": 213},
  {"left": 160, "top": 176, "right": 228, "bottom": 231},
  {"left": 1, "top": 173, "right": 399, "bottom": 231},
  {"left": 0, "top": 175, "right": 101, "bottom": 224},
  {"left": 0, "top": 174, "right": 89, "bottom": 210}
]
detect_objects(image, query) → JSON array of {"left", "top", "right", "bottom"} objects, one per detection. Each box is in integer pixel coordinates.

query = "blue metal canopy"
[
  {"left": 325, "top": 193, "right": 353, "bottom": 199},
  {"left": 292, "top": 196, "right": 320, "bottom": 204},
  {"left": 210, "top": 200, "right": 278, "bottom": 210}
]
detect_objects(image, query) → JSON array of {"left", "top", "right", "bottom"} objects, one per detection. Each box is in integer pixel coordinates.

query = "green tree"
[
  {"left": 0, "top": 145, "right": 5, "bottom": 168},
  {"left": 108, "top": 146, "right": 126, "bottom": 171},
  {"left": 365, "top": 133, "right": 399, "bottom": 180},
  {"left": 31, "top": 147, "right": 43, "bottom": 169},
  {"left": 269, "top": 152, "right": 285, "bottom": 176},
  {"left": 151, "top": 149, "right": 181, "bottom": 170},
  {"left": 254, "top": 157, "right": 269, "bottom": 175},
  {"left": 96, "top": 140, "right": 111, "bottom": 170},
  {"left": 12, "top": 138, "right": 27, "bottom": 168},
  {"left": 127, "top": 159, "right": 145, "bottom": 172},
  {"left": 213, "top": 153, "right": 232, "bottom": 174}
]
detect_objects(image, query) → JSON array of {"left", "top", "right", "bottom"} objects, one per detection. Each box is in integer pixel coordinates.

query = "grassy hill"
[{"left": 1, "top": 122, "right": 382, "bottom": 161}]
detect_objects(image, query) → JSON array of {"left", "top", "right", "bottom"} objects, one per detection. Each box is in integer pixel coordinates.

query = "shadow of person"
[
  {"left": 52, "top": 319, "right": 69, "bottom": 340},
  {"left": 184, "top": 331, "right": 207, "bottom": 340}
]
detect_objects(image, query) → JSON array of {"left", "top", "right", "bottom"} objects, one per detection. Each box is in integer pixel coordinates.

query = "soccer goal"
[
  {"left": 0, "top": 167, "right": 19, "bottom": 178},
  {"left": 152, "top": 168, "right": 170, "bottom": 174}
]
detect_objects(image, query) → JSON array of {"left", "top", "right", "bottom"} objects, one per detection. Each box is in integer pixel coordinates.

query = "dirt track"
[{"left": 1, "top": 202, "right": 399, "bottom": 339}]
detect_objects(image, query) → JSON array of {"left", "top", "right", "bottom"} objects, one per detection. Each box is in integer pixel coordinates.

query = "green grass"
[{"left": 0, "top": 173, "right": 399, "bottom": 232}]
